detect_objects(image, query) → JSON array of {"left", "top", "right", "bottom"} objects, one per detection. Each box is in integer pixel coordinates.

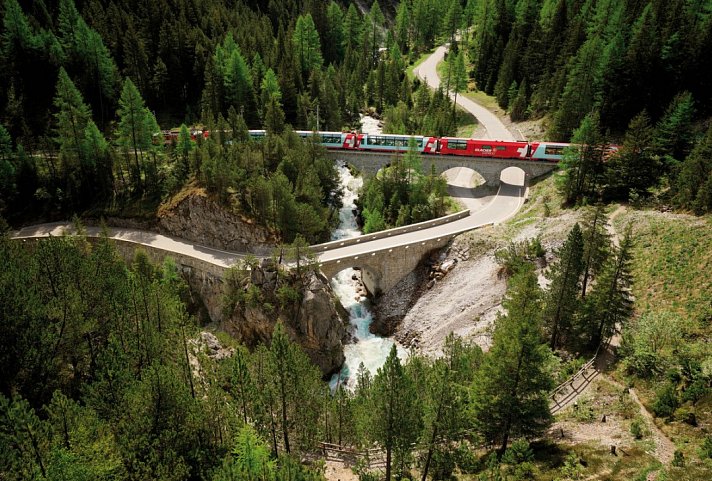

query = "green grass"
[
  {"left": 406, "top": 50, "right": 434, "bottom": 81},
  {"left": 614, "top": 211, "right": 712, "bottom": 322}
]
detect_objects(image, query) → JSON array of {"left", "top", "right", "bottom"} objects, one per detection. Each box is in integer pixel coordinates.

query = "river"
[{"left": 328, "top": 162, "right": 407, "bottom": 390}]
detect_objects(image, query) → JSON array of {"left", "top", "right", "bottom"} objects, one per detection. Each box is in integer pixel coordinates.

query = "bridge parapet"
[
  {"left": 318, "top": 222, "right": 495, "bottom": 296},
  {"left": 312, "top": 209, "right": 470, "bottom": 254}
]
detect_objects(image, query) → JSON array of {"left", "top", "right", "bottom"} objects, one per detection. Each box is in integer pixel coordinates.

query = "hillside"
[{"left": 382, "top": 172, "right": 712, "bottom": 479}]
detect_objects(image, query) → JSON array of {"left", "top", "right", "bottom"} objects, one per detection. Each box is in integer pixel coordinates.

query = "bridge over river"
[{"left": 11, "top": 163, "right": 533, "bottom": 296}]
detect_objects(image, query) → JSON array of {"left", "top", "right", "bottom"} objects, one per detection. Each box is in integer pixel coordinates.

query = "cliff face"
[
  {"left": 158, "top": 188, "right": 278, "bottom": 254},
  {"left": 220, "top": 259, "right": 348, "bottom": 377}
]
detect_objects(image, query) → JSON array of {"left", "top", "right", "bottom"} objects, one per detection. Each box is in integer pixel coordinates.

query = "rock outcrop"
[
  {"left": 221, "top": 259, "right": 348, "bottom": 377},
  {"left": 158, "top": 188, "right": 278, "bottom": 254}
]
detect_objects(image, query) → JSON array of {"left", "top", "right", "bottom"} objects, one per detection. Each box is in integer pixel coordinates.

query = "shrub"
[
  {"left": 652, "top": 383, "right": 679, "bottom": 418},
  {"left": 502, "top": 439, "right": 534, "bottom": 465},
  {"left": 672, "top": 450, "right": 685, "bottom": 467},
  {"left": 630, "top": 415, "right": 645, "bottom": 439},
  {"left": 699, "top": 435, "right": 712, "bottom": 460},
  {"left": 673, "top": 406, "right": 697, "bottom": 426}
]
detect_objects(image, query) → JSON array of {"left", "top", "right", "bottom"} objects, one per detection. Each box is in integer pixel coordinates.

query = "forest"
[
  {"left": 0, "top": 215, "right": 638, "bottom": 481},
  {"left": 2, "top": 0, "right": 712, "bottom": 480}
]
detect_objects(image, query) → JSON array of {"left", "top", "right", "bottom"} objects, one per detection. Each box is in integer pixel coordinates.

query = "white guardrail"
[{"left": 312, "top": 209, "right": 471, "bottom": 254}]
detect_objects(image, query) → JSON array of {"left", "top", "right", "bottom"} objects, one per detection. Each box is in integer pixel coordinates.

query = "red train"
[{"left": 160, "top": 129, "right": 616, "bottom": 163}]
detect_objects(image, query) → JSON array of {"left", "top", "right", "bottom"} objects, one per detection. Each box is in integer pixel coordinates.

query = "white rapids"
[{"left": 329, "top": 163, "right": 406, "bottom": 390}]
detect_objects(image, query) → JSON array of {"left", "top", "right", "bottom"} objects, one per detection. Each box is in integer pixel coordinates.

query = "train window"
[
  {"left": 448, "top": 140, "right": 468, "bottom": 150},
  {"left": 321, "top": 135, "right": 341, "bottom": 144},
  {"left": 481, "top": 145, "right": 492, "bottom": 150},
  {"left": 496, "top": 146, "right": 507, "bottom": 151},
  {"left": 544, "top": 146, "right": 564, "bottom": 155}
]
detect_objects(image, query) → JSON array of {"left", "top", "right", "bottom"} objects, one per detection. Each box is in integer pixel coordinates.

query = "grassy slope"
[
  {"left": 470, "top": 174, "right": 712, "bottom": 479},
  {"left": 611, "top": 209, "right": 712, "bottom": 478}
]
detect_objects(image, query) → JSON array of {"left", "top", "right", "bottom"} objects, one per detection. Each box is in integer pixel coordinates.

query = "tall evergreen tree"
[
  {"left": 293, "top": 14, "right": 323, "bottom": 77},
  {"left": 606, "top": 111, "right": 658, "bottom": 199},
  {"left": 674, "top": 123, "right": 712, "bottom": 213},
  {"left": 582, "top": 226, "right": 634, "bottom": 348},
  {"left": 116, "top": 77, "right": 155, "bottom": 194},
  {"left": 543, "top": 223, "right": 584, "bottom": 350},
  {"left": 556, "top": 112, "right": 606, "bottom": 204},
  {"left": 371, "top": 345, "right": 421, "bottom": 481},
  {"left": 471, "top": 265, "right": 553, "bottom": 454},
  {"left": 580, "top": 204, "right": 611, "bottom": 298}
]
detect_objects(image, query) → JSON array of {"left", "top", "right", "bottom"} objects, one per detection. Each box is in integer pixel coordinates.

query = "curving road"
[
  {"left": 12, "top": 46, "right": 528, "bottom": 269},
  {"left": 413, "top": 45, "right": 516, "bottom": 141},
  {"left": 11, "top": 223, "right": 243, "bottom": 268}
]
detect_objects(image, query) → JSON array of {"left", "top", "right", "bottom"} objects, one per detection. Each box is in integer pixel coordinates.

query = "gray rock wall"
[{"left": 158, "top": 190, "right": 278, "bottom": 255}]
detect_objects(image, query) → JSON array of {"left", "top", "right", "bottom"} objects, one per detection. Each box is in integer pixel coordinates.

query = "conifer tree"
[
  {"left": 582, "top": 226, "right": 634, "bottom": 348},
  {"left": 116, "top": 77, "right": 152, "bottom": 193},
  {"left": 293, "top": 14, "right": 323, "bottom": 76},
  {"left": 674, "top": 124, "right": 712, "bottom": 213},
  {"left": 543, "top": 223, "right": 584, "bottom": 350},
  {"left": 421, "top": 334, "right": 482, "bottom": 481},
  {"left": 471, "top": 265, "right": 553, "bottom": 454},
  {"left": 557, "top": 112, "right": 605, "bottom": 204},
  {"left": 451, "top": 51, "right": 468, "bottom": 119},
  {"left": 371, "top": 345, "right": 421, "bottom": 481},
  {"left": 580, "top": 204, "right": 611, "bottom": 298},
  {"left": 606, "top": 111, "right": 658, "bottom": 200},
  {"left": 53, "top": 67, "right": 91, "bottom": 163},
  {"left": 653, "top": 91, "right": 696, "bottom": 162}
]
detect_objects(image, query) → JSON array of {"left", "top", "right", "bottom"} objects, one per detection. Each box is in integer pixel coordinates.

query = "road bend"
[{"left": 413, "top": 45, "right": 516, "bottom": 142}]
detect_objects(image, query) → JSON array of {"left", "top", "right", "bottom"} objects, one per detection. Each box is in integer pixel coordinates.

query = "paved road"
[
  {"left": 13, "top": 44, "right": 528, "bottom": 266},
  {"left": 11, "top": 223, "right": 242, "bottom": 268},
  {"left": 413, "top": 45, "right": 516, "bottom": 141},
  {"left": 11, "top": 167, "right": 525, "bottom": 267},
  {"left": 317, "top": 167, "right": 525, "bottom": 262}
]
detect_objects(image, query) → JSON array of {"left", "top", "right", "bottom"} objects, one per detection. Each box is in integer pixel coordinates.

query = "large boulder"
[
  {"left": 221, "top": 266, "right": 348, "bottom": 377},
  {"left": 158, "top": 188, "right": 278, "bottom": 254}
]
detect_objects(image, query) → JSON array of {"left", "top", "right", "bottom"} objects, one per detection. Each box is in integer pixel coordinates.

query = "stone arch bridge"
[{"left": 325, "top": 150, "right": 556, "bottom": 186}]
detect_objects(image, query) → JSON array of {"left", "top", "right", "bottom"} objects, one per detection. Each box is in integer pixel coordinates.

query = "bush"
[
  {"left": 624, "top": 349, "right": 663, "bottom": 378},
  {"left": 502, "top": 439, "right": 534, "bottom": 465},
  {"left": 453, "top": 443, "right": 480, "bottom": 474},
  {"left": 673, "top": 406, "right": 697, "bottom": 426},
  {"left": 652, "top": 383, "right": 679, "bottom": 418},
  {"left": 630, "top": 415, "right": 645, "bottom": 439},
  {"left": 672, "top": 450, "right": 685, "bottom": 467},
  {"left": 699, "top": 435, "right": 712, "bottom": 460}
]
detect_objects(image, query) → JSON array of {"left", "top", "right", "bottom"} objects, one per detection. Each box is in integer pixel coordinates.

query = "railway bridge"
[
  {"left": 11, "top": 161, "right": 529, "bottom": 299},
  {"left": 325, "top": 150, "right": 556, "bottom": 186}
]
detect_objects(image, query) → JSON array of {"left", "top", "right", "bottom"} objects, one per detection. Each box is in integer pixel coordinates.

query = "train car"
[
  {"left": 529, "top": 142, "right": 570, "bottom": 161},
  {"left": 439, "top": 138, "right": 530, "bottom": 159},
  {"left": 294, "top": 131, "right": 354, "bottom": 149},
  {"left": 358, "top": 134, "right": 437, "bottom": 153},
  {"left": 248, "top": 130, "right": 267, "bottom": 142}
]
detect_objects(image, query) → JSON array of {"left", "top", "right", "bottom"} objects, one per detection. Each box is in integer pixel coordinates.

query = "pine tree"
[
  {"left": 580, "top": 204, "right": 611, "bottom": 298},
  {"left": 674, "top": 123, "right": 712, "bottom": 213},
  {"left": 371, "top": 345, "right": 421, "bottom": 481},
  {"left": 293, "top": 14, "right": 323, "bottom": 77},
  {"left": 543, "top": 223, "right": 584, "bottom": 350},
  {"left": 451, "top": 51, "right": 468, "bottom": 119},
  {"left": 582, "top": 226, "right": 634, "bottom": 348},
  {"left": 395, "top": 1, "right": 411, "bottom": 51},
  {"left": 606, "top": 111, "right": 658, "bottom": 200},
  {"left": 0, "top": 394, "right": 50, "bottom": 478},
  {"left": 470, "top": 265, "right": 553, "bottom": 454},
  {"left": 325, "top": 2, "right": 345, "bottom": 64},
  {"left": 653, "top": 91, "right": 696, "bottom": 162},
  {"left": 550, "top": 35, "right": 606, "bottom": 141},
  {"left": 116, "top": 78, "right": 147, "bottom": 192},
  {"left": 421, "top": 334, "right": 482, "bottom": 481},
  {"left": 53, "top": 67, "right": 91, "bottom": 164},
  {"left": 556, "top": 112, "right": 605, "bottom": 204}
]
